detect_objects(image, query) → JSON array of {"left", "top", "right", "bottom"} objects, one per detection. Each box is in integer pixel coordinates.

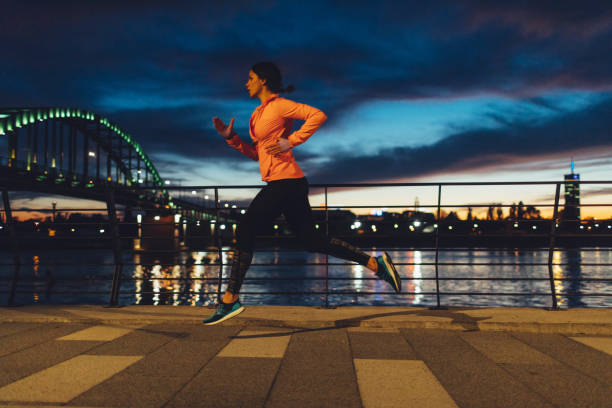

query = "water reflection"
[
  {"left": 412, "top": 250, "right": 424, "bottom": 305},
  {"left": 4, "top": 247, "right": 589, "bottom": 307},
  {"left": 31, "top": 255, "right": 56, "bottom": 303},
  {"left": 554, "top": 249, "right": 585, "bottom": 307},
  {"left": 131, "top": 249, "right": 226, "bottom": 306},
  {"left": 389, "top": 250, "right": 424, "bottom": 305},
  {"left": 126, "top": 248, "right": 596, "bottom": 307}
]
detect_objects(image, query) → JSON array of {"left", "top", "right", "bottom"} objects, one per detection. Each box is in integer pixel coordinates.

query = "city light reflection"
[
  {"left": 553, "top": 250, "right": 565, "bottom": 306},
  {"left": 412, "top": 250, "right": 424, "bottom": 305},
  {"left": 190, "top": 252, "right": 206, "bottom": 305},
  {"left": 353, "top": 264, "right": 363, "bottom": 292},
  {"left": 134, "top": 253, "right": 143, "bottom": 304}
]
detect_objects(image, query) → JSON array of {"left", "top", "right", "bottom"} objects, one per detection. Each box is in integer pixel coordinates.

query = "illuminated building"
[{"left": 562, "top": 160, "right": 580, "bottom": 221}]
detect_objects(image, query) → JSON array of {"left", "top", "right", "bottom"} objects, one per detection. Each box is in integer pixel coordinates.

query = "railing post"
[
  {"left": 106, "top": 188, "right": 123, "bottom": 307},
  {"left": 547, "top": 183, "right": 561, "bottom": 310},
  {"left": 324, "top": 186, "right": 329, "bottom": 308},
  {"left": 3, "top": 190, "right": 21, "bottom": 306},
  {"left": 430, "top": 184, "right": 446, "bottom": 309},
  {"left": 215, "top": 187, "right": 223, "bottom": 303}
]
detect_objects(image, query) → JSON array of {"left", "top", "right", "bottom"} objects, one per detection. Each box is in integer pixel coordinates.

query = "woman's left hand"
[{"left": 265, "top": 138, "right": 291, "bottom": 156}]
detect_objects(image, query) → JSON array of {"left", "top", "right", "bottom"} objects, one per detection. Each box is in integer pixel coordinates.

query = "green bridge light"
[{"left": 1, "top": 106, "right": 170, "bottom": 201}]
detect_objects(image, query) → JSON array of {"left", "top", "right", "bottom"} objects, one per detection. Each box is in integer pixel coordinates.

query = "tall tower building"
[{"left": 562, "top": 160, "right": 580, "bottom": 221}]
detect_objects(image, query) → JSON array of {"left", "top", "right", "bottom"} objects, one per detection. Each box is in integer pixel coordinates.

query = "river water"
[{"left": 1, "top": 248, "right": 611, "bottom": 308}]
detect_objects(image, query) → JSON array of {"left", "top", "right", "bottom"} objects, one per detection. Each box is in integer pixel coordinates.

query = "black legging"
[{"left": 227, "top": 177, "right": 372, "bottom": 294}]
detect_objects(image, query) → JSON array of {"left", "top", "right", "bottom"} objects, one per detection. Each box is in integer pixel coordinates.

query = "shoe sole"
[
  {"left": 203, "top": 306, "right": 245, "bottom": 325},
  {"left": 382, "top": 252, "right": 401, "bottom": 293}
]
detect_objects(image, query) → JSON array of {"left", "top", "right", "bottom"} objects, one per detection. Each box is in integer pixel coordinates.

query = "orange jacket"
[{"left": 226, "top": 95, "right": 327, "bottom": 181}]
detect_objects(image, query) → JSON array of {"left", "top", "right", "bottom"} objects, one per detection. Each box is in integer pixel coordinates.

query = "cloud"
[
  {"left": 3, "top": 1, "right": 612, "bottom": 115},
  {"left": 306, "top": 97, "right": 612, "bottom": 183},
  {"left": 465, "top": 1, "right": 612, "bottom": 39},
  {"left": 2, "top": 1, "right": 612, "bottom": 187}
]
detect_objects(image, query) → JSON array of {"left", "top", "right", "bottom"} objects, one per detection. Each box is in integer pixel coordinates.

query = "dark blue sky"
[{"left": 2, "top": 1, "right": 612, "bottom": 195}]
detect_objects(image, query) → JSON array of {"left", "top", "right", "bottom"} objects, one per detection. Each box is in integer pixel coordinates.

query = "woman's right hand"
[{"left": 212, "top": 117, "right": 235, "bottom": 139}]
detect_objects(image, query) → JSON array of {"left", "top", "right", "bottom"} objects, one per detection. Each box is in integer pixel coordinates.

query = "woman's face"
[{"left": 245, "top": 70, "right": 265, "bottom": 98}]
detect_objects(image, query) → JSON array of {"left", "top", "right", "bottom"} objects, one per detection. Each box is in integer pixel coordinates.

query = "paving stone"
[
  {"left": 512, "top": 332, "right": 612, "bottom": 386},
  {"left": 57, "top": 325, "right": 133, "bottom": 341},
  {"left": 0, "top": 339, "right": 101, "bottom": 387},
  {"left": 401, "top": 329, "right": 553, "bottom": 408},
  {"left": 463, "top": 331, "right": 612, "bottom": 407},
  {"left": 182, "top": 323, "right": 246, "bottom": 342},
  {"left": 0, "top": 355, "right": 142, "bottom": 404},
  {"left": 499, "top": 361, "right": 612, "bottom": 407},
  {"left": 0, "top": 323, "right": 91, "bottom": 357},
  {"left": 166, "top": 357, "right": 281, "bottom": 408},
  {"left": 348, "top": 330, "right": 418, "bottom": 360},
  {"left": 570, "top": 336, "right": 612, "bottom": 356},
  {"left": 0, "top": 323, "right": 40, "bottom": 338},
  {"left": 122, "top": 327, "right": 241, "bottom": 378},
  {"left": 85, "top": 325, "right": 175, "bottom": 355},
  {"left": 69, "top": 374, "right": 186, "bottom": 408},
  {"left": 265, "top": 328, "right": 361, "bottom": 408},
  {"left": 461, "top": 331, "right": 558, "bottom": 365},
  {"left": 218, "top": 330, "right": 291, "bottom": 358},
  {"left": 354, "top": 359, "right": 458, "bottom": 407}
]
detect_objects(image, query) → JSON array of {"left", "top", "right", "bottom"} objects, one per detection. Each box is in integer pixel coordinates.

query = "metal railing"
[{"left": 2, "top": 180, "right": 612, "bottom": 309}]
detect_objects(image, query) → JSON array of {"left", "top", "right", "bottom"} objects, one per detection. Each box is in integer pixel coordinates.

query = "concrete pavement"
[
  {"left": 0, "top": 306, "right": 611, "bottom": 407},
  {"left": 2, "top": 305, "right": 612, "bottom": 334}
]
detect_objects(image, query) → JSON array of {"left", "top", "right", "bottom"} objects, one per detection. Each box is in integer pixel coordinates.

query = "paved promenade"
[{"left": 1, "top": 305, "right": 611, "bottom": 407}]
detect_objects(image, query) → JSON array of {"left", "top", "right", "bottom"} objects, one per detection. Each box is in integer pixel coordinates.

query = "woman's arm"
[
  {"left": 212, "top": 116, "right": 258, "bottom": 161},
  {"left": 278, "top": 99, "right": 327, "bottom": 148},
  {"left": 226, "top": 134, "right": 258, "bottom": 161}
]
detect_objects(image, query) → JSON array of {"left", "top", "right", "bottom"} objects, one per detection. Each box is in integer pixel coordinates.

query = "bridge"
[
  {"left": 0, "top": 107, "right": 214, "bottom": 219},
  {"left": 0, "top": 107, "right": 240, "bottom": 306}
]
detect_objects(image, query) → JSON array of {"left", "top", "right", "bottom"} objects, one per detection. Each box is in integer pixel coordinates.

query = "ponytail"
[{"left": 252, "top": 62, "right": 295, "bottom": 94}]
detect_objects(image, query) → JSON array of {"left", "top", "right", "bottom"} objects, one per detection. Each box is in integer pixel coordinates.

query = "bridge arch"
[{"left": 0, "top": 107, "right": 174, "bottom": 207}]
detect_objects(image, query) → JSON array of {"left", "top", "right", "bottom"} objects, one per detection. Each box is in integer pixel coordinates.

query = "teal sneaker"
[
  {"left": 376, "top": 252, "right": 401, "bottom": 293},
  {"left": 203, "top": 299, "right": 245, "bottom": 325}
]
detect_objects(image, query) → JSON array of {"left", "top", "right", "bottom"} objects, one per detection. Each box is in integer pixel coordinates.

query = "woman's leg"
[
  {"left": 281, "top": 178, "right": 401, "bottom": 293},
  {"left": 280, "top": 178, "right": 374, "bottom": 268},
  {"left": 224, "top": 183, "right": 284, "bottom": 301}
]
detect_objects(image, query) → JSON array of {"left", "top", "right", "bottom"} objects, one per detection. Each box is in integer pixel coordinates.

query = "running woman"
[{"left": 204, "top": 62, "right": 401, "bottom": 324}]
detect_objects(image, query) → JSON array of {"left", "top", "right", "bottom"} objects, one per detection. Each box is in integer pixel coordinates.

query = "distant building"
[{"left": 562, "top": 161, "right": 580, "bottom": 221}]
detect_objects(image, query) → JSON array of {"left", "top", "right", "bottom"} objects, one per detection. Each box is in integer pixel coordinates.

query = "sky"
[{"left": 2, "top": 1, "right": 612, "bottom": 218}]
